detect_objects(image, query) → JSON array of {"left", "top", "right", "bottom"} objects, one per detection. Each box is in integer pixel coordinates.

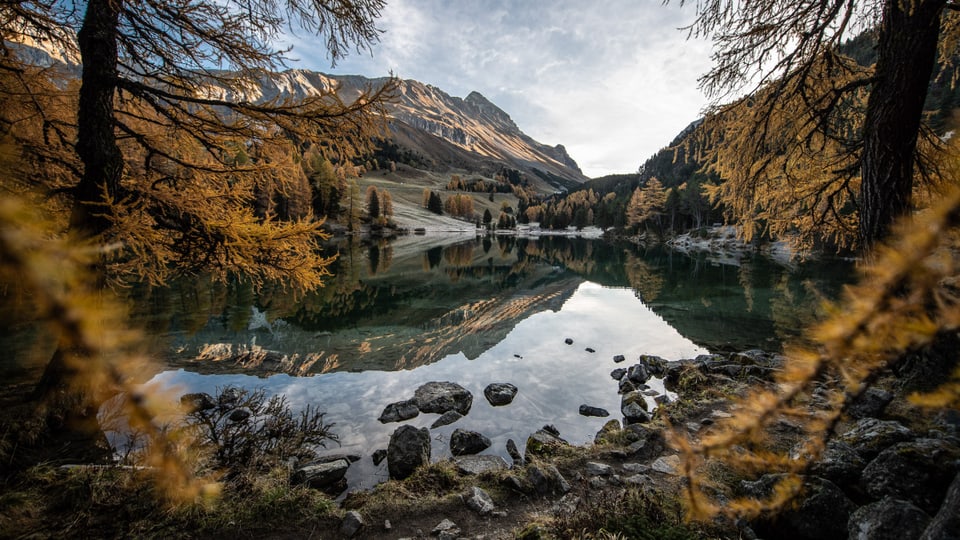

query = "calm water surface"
[{"left": 1, "top": 234, "right": 855, "bottom": 492}]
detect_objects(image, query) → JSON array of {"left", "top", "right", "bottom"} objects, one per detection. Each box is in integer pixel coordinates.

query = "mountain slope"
[{"left": 226, "top": 70, "right": 586, "bottom": 189}]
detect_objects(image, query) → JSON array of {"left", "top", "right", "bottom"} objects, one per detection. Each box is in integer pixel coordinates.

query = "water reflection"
[{"left": 125, "top": 236, "right": 853, "bottom": 379}]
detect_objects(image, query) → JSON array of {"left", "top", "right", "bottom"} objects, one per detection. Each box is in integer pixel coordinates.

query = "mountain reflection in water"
[{"left": 129, "top": 235, "right": 853, "bottom": 492}]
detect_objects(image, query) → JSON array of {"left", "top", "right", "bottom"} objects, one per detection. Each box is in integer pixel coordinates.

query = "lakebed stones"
[
  {"left": 450, "top": 428, "right": 492, "bottom": 456},
  {"left": 414, "top": 381, "right": 473, "bottom": 415},
  {"left": 483, "top": 383, "right": 518, "bottom": 406},
  {"left": 387, "top": 425, "right": 431, "bottom": 480}
]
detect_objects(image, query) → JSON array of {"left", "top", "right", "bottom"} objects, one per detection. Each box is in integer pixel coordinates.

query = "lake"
[{"left": 2, "top": 234, "right": 856, "bottom": 492}]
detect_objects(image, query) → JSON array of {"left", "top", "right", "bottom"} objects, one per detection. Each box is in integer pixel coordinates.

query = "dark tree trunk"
[
  {"left": 860, "top": 0, "right": 945, "bottom": 248},
  {"left": 72, "top": 0, "right": 123, "bottom": 238},
  {"left": 27, "top": 0, "right": 123, "bottom": 462}
]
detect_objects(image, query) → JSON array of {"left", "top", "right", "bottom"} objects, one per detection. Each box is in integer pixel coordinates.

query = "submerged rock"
[{"left": 430, "top": 410, "right": 463, "bottom": 428}]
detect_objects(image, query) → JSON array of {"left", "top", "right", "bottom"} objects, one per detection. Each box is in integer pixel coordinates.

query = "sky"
[{"left": 283, "top": 0, "right": 716, "bottom": 178}]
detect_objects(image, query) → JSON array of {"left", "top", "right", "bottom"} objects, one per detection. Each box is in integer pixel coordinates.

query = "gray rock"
[
  {"left": 848, "top": 497, "right": 931, "bottom": 540},
  {"left": 848, "top": 387, "right": 895, "bottom": 419},
  {"left": 387, "top": 425, "right": 431, "bottom": 480},
  {"left": 585, "top": 347, "right": 596, "bottom": 353},
  {"left": 483, "top": 383, "right": 518, "bottom": 406},
  {"left": 180, "top": 392, "right": 215, "bottom": 412},
  {"left": 506, "top": 438, "right": 524, "bottom": 466},
  {"left": 627, "top": 363, "right": 651, "bottom": 385},
  {"left": 378, "top": 399, "right": 420, "bottom": 423},
  {"left": 808, "top": 440, "right": 865, "bottom": 488},
  {"left": 651, "top": 455, "right": 680, "bottom": 475},
  {"left": 551, "top": 493, "right": 580, "bottom": 515},
  {"left": 839, "top": 417, "right": 914, "bottom": 460},
  {"left": 624, "top": 473, "right": 652, "bottom": 485},
  {"left": 454, "top": 455, "right": 509, "bottom": 476},
  {"left": 579, "top": 404, "right": 610, "bottom": 417},
  {"left": 622, "top": 463, "right": 649, "bottom": 473},
  {"left": 432, "top": 518, "right": 459, "bottom": 538},
  {"left": 921, "top": 471, "right": 960, "bottom": 540},
  {"left": 464, "top": 486, "right": 495, "bottom": 515},
  {"left": 564, "top": 338, "right": 574, "bottom": 345},
  {"left": 861, "top": 438, "right": 960, "bottom": 514},
  {"left": 430, "top": 410, "right": 463, "bottom": 428},
  {"left": 611, "top": 368, "right": 627, "bottom": 380},
  {"left": 525, "top": 428, "right": 569, "bottom": 461},
  {"left": 292, "top": 459, "right": 349, "bottom": 489},
  {"left": 414, "top": 381, "right": 473, "bottom": 415},
  {"left": 528, "top": 464, "right": 570, "bottom": 495},
  {"left": 637, "top": 354, "right": 668, "bottom": 376},
  {"left": 340, "top": 510, "right": 364, "bottom": 537},
  {"left": 450, "top": 428, "right": 491, "bottom": 456},
  {"left": 743, "top": 475, "right": 855, "bottom": 540},
  {"left": 621, "top": 391, "right": 651, "bottom": 424},
  {"left": 594, "top": 419, "right": 622, "bottom": 444},
  {"left": 371, "top": 449, "right": 387, "bottom": 466},
  {"left": 227, "top": 407, "right": 252, "bottom": 422},
  {"left": 585, "top": 462, "right": 613, "bottom": 476},
  {"left": 613, "top": 354, "right": 626, "bottom": 363}
]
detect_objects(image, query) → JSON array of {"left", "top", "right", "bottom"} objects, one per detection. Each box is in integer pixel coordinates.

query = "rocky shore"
[{"left": 253, "top": 346, "right": 960, "bottom": 539}]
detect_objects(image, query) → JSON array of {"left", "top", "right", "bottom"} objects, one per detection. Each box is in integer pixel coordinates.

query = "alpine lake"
[{"left": 4, "top": 233, "right": 858, "bottom": 494}]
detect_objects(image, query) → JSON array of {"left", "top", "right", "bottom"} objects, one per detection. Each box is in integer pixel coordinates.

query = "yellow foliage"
[{"left": 678, "top": 148, "right": 960, "bottom": 521}]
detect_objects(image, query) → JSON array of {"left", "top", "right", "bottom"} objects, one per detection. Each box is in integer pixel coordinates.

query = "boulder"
[
  {"left": 613, "top": 354, "right": 626, "bottom": 363},
  {"left": 387, "top": 425, "right": 431, "bottom": 480},
  {"left": 292, "top": 459, "right": 349, "bottom": 489},
  {"left": 579, "top": 404, "right": 610, "bottom": 417},
  {"left": 807, "top": 440, "right": 865, "bottom": 489},
  {"left": 414, "top": 381, "right": 473, "bottom": 415},
  {"left": 860, "top": 438, "right": 960, "bottom": 514},
  {"left": 450, "top": 428, "right": 492, "bottom": 456},
  {"left": 637, "top": 354, "right": 668, "bottom": 376},
  {"left": 506, "top": 438, "right": 524, "bottom": 466},
  {"left": 525, "top": 428, "right": 569, "bottom": 461},
  {"left": 839, "top": 417, "right": 914, "bottom": 460},
  {"left": 621, "top": 391, "right": 651, "bottom": 425},
  {"left": 610, "top": 368, "right": 627, "bottom": 380},
  {"left": 180, "top": 392, "right": 215, "bottom": 412},
  {"left": 430, "top": 410, "right": 463, "bottom": 429},
  {"left": 848, "top": 497, "right": 931, "bottom": 540},
  {"left": 743, "top": 475, "right": 855, "bottom": 540},
  {"left": 528, "top": 464, "right": 570, "bottom": 495},
  {"left": 483, "top": 383, "right": 518, "bottom": 406},
  {"left": 464, "top": 486, "right": 495, "bottom": 515},
  {"left": 378, "top": 399, "right": 420, "bottom": 423},
  {"left": 371, "top": 449, "right": 387, "bottom": 466},
  {"left": 340, "top": 510, "right": 364, "bottom": 538},
  {"left": 921, "top": 471, "right": 960, "bottom": 540},
  {"left": 848, "top": 387, "right": 895, "bottom": 419},
  {"left": 454, "top": 455, "right": 509, "bottom": 476},
  {"left": 594, "top": 419, "right": 623, "bottom": 445},
  {"left": 227, "top": 407, "right": 252, "bottom": 422},
  {"left": 585, "top": 462, "right": 613, "bottom": 476}
]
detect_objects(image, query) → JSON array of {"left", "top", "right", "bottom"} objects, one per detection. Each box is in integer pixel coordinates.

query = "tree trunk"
[
  {"left": 71, "top": 0, "right": 123, "bottom": 238},
  {"left": 28, "top": 0, "right": 123, "bottom": 462},
  {"left": 860, "top": 0, "right": 945, "bottom": 248}
]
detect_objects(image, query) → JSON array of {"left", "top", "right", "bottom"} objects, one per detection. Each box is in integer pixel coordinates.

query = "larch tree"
[
  {"left": 674, "top": 0, "right": 957, "bottom": 249},
  {"left": 2, "top": 0, "right": 396, "bottom": 461}
]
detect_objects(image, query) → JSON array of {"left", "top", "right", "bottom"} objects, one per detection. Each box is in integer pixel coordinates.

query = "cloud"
[{"left": 284, "top": 0, "right": 714, "bottom": 177}]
